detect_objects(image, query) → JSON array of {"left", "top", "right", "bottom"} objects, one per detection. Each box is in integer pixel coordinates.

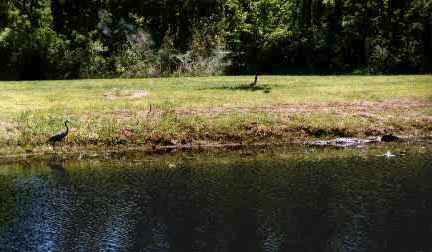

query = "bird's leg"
[{"left": 249, "top": 72, "right": 259, "bottom": 88}]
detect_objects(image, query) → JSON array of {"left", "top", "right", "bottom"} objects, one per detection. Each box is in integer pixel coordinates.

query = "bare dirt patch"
[
  {"left": 99, "top": 98, "right": 431, "bottom": 124},
  {"left": 175, "top": 98, "right": 430, "bottom": 115},
  {"left": 104, "top": 89, "right": 149, "bottom": 100},
  {"left": 0, "top": 120, "right": 15, "bottom": 132}
]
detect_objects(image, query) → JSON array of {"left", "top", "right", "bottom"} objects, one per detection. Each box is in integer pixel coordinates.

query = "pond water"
[{"left": 0, "top": 144, "right": 431, "bottom": 252}]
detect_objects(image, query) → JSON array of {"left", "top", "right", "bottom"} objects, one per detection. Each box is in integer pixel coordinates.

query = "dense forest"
[{"left": 0, "top": 0, "right": 431, "bottom": 80}]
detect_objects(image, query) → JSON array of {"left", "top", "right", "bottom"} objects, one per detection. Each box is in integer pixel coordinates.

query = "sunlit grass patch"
[{"left": 0, "top": 75, "right": 431, "bottom": 153}]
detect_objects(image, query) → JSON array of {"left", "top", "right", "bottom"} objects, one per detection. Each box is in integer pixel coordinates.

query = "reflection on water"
[{"left": 0, "top": 145, "right": 431, "bottom": 251}]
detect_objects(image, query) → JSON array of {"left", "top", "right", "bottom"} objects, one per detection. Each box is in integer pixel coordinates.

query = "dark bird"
[
  {"left": 48, "top": 120, "right": 70, "bottom": 145},
  {"left": 249, "top": 72, "right": 259, "bottom": 87},
  {"left": 381, "top": 134, "right": 400, "bottom": 142}
]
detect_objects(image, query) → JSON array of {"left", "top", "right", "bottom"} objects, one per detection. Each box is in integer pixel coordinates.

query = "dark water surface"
[{"left": 0, "top": 144, "right": 431, "bottom": 252}]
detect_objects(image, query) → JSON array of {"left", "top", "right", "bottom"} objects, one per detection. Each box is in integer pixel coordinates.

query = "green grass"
[{"left": 0, "top": 75, "right": 431, "bottom": 155}]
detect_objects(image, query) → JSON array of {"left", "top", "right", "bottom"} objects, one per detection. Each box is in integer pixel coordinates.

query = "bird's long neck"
[{"left": 64, "top": 122, "right": 69, "bottom": 134}]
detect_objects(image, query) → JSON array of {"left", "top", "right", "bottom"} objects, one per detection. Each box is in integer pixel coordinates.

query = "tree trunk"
[
  {"left": 424, "top": 17, "right": 432, "bottom": 72},
  {"left": 51, "top": 0, "right": 64, "bottom": 32}
]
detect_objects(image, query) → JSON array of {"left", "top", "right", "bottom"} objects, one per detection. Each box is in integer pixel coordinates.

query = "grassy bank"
[{"left": 0, "top": 76, "right": 431, "bottom": 155}]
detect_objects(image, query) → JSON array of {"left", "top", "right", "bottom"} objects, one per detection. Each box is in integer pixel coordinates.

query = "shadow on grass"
[{"left": 200, "top": 84, "right": 272, "bottom": 93}]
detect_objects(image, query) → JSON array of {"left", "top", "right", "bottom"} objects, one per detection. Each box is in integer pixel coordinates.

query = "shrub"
[
  {"left": 114, "top": 31, "right": 161, "bottom": 78},
  {"left": 173, "top": 48, "right": 229, "bottom": 76}
]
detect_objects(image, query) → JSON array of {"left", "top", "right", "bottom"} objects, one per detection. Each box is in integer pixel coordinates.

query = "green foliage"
[
  {"left": 114, "top": 31, "right": 159, "bottom": 77},
  {"left": 0, "top": 0, "right": 431, "bottom": 79}
]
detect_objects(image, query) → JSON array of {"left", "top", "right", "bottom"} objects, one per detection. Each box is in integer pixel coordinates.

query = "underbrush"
[
  {"left": 2, "top": 108, "right": 430, "bottom": 151},
  {"left": 7, "top": 110, "right": 278, "bottom": 147}
]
